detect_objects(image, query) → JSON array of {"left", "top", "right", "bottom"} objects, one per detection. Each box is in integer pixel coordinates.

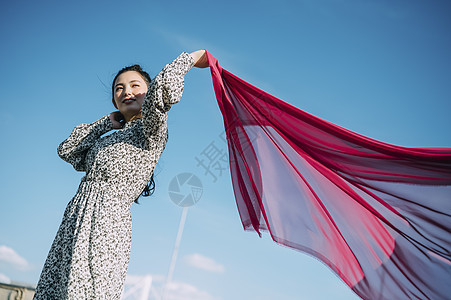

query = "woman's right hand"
[{"left": 109, "top": 111, "right": 125, "bottom": 129}]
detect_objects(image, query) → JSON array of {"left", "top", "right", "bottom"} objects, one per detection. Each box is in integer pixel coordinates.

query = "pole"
[{"left": 161, "top": 207, "right": 189, "bottom": 300}]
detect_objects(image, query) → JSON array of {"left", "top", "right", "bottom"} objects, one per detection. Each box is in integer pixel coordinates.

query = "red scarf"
[{"left": 206, "top": 51, "right": 451, "bottom": 300}]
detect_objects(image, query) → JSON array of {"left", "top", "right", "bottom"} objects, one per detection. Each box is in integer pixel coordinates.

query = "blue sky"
[{"left": 1, "top": 0, "right": 450, "bottom": 299}]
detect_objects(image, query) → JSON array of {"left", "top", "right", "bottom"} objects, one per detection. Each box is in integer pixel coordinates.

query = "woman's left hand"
[{"left": 190, "top": 50, "right": 208, "bottom": 68}]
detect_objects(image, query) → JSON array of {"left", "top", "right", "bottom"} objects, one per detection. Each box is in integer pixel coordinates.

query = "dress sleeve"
[
  {"left": 141, "top": 52, "right": 194, "bottom": 141},
  {"left": 57, "top": 115, "right": 113, "bottom": 171}
]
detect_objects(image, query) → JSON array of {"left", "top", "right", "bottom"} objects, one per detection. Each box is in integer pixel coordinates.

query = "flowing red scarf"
[{"left": 205, "top": 51, "right": 451, "bottom": 299}]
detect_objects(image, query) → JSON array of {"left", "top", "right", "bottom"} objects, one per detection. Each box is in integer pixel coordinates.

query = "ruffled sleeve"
[
  {"left": 141, "top": 52, "right": 194, "bottom": 142},
  {"left": 57, "top": 115, "right": 113, "bottom": 171}
]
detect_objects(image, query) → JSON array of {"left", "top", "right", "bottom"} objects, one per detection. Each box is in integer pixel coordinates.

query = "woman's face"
[{"left": 113, "top": 71, "right": 148, "bottom": 121}]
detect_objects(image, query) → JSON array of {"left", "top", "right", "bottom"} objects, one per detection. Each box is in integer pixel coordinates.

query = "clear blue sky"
[{"left": 1, "top": 1, "right": 450, "bottom": 299}]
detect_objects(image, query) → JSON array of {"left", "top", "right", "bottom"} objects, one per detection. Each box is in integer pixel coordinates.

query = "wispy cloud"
[
  {"left": 0, "top": 273, "right": 11, "bottom": 284},
  {"left": 184, "top": 253, "right": 225, "bottom": 273},
  {"left": 149, "top": 27, "right": 236, "bottom": 68},
  {"left": 0, "top": 245, "right": 29, "bottom": 270},
  {"left": 150, "top": 27, "right": 216, "bottom": 54},
  {"left": 123, "top": 274, "right": 220, "bottom": 300},
  {"left": 166, "top": 281, "right": 220, "bottom": 300},
  {"left": 150, "top": 27, "right": 270, "bottom": 92}
]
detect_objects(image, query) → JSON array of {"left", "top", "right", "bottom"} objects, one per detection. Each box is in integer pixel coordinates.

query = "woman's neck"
[{"left": 127, "top": 112, "right": 142, "bottom": 122}]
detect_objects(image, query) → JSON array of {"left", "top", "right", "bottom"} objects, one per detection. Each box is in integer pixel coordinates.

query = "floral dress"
[{"left": 33, "top": 52, "right": 194, "bottom": 300}]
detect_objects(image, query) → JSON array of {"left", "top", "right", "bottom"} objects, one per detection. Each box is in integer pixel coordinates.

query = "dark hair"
[{"left": 112, "top": 64, "right": 155, "bottom": 202}]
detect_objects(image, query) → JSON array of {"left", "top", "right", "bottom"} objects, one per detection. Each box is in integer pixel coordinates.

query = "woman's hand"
[
  {"left": 109, "top": 111, "right": 125, "bottom": 129},
  {"left": 190, "top": 50, "right": 208, "bottom": 68}
]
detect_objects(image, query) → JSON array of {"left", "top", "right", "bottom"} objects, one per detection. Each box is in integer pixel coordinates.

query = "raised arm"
[
  {"left": 141, "top": 52, "right": 199, "bottom": 143},
  {"left": 57, "top": 115, "right": 113, "bottom": 171}
]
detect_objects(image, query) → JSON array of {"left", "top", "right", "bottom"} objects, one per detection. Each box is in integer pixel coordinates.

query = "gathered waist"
[
  {"left": 76, "top": 178, "right": 111, "bottom": 196},
  {"left": 77, "top": 177, "right": 141, "bottom": 204}
]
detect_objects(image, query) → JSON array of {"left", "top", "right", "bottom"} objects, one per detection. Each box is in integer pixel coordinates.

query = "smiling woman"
[
  {"left": 32, "top": 50, "right": 207, "bottom": 300},
  {"left": 111, "top": 64, "right": 151, "bottom": 125}
]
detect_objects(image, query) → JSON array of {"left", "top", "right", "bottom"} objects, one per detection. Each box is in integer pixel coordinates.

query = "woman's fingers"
[{"left": 109, "top": 111, "right": 125, "bottom": 129}]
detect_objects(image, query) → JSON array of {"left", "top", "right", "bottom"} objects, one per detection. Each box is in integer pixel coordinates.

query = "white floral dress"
[{"left": 33, "top": 53, "right": 194, "bottom": 300}]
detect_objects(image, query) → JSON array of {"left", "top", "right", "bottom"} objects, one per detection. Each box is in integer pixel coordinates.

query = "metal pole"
[{"left": 161, "top": 207, "right": 189, "bottom": 300}]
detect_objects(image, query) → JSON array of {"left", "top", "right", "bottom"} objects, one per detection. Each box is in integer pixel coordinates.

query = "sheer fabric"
[{"left": 206, "top": 51, "right": 451, "bottom": 299}]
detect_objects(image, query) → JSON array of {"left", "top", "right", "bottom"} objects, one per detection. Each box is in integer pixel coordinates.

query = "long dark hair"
[{"left": 113, "top": 64, "right": 155, "bottom": 202}]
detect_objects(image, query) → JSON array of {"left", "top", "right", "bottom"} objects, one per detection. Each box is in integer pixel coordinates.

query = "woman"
[{"left": 33, "top": 50, "right": 208, "bottom": 299}]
